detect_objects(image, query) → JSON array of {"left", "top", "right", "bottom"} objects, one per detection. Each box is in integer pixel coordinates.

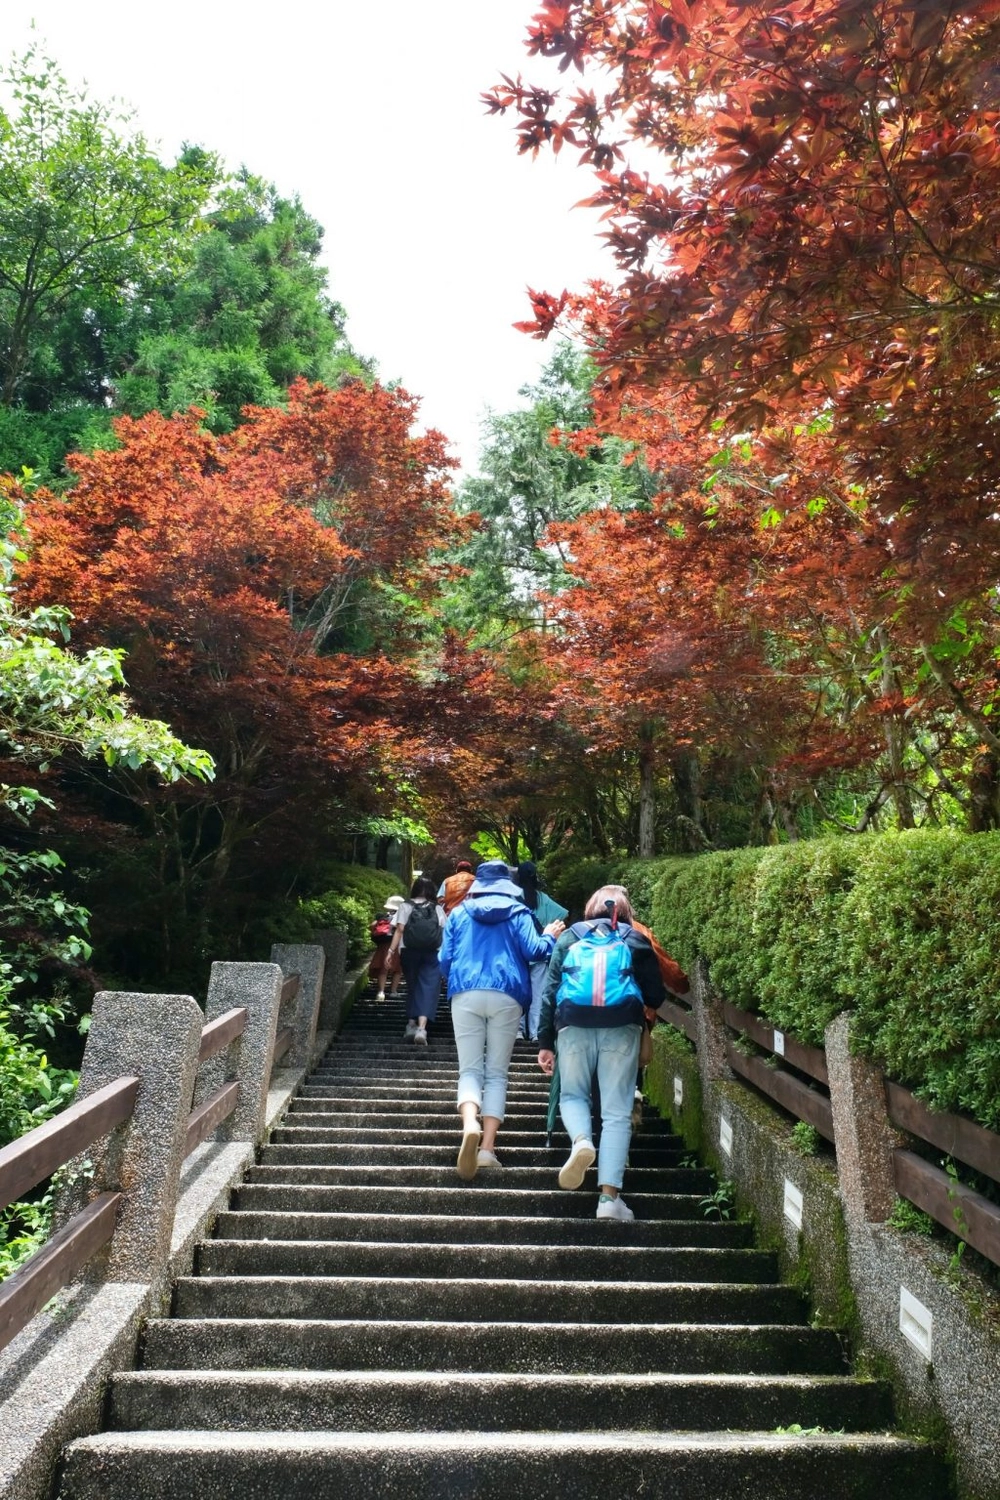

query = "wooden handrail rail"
[
  {"left": 197, "top": 1006, "right": 248, "bottom": 1065},
  {"left": 894, "top": 1148, "right": 1000, "bottom": 1268},
  {"left": 184, "top": 1082, "right": 240, "bottom": 1159},
  {"left": 0, "top": 1076, "right": 139, "bottom": 1214},
  {"left": 279, "top": 973, "right": 300, "bottom": 1006},
  {"left": 0, "top": 1191, "right": 121, "bottom": 1353},
  {"left": 272, "top": 1026, "right": 293, "bottom": 1065},
  {"left": 726, "top": 1041, "right": 835, "bottom": 1142},
  {"left": 887, "top": 1082, "right": 1000, "bottom": 1186},
  {"left": 723, "top": 1000, "right": 829, "bottom": 1086},
  {"left": 657, "top": 999, "right": 697, "bottom": 1043}
]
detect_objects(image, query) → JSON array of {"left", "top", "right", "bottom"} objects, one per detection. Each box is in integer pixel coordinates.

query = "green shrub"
[
  {"left": 539, "top": 850, "right": 614, "bottom": 921},
  {"left": 292, "top": 863, "right": 406, "bottom": 966},
  {"left": 646, "top": 829, "right": 1000, "bottom": 1132},
  {"left": 612, "top": 857, "right": 690, "bottom": 925}
]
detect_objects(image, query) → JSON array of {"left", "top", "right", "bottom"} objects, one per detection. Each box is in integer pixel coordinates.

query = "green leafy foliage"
[
  {"left": 790, "top": 1122, "right": 821, "bottom": 1157},
  {"left": 699, "top": 1179, "right": 736, "bottom": 1220},
  {"left": 287, "top": 862, "right": 405, "bottom": 965},
  {"left": 648, "top": 831, "right": 1000, "bottom": 1130},
  {"left": 887, "top": 1197, "right": 935, "bottom": 1236}
]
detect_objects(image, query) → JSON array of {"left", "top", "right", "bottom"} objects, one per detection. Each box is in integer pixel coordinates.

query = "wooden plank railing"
[
  {"left": 0, "top": 1190, "right": 122, "bottom": 1351},
  {"left": 723, "top": 1001, "right": 829, "bottom": 1086},
  {"left": 0, "top": 1076, "right": 139, "bottom": 1213},
  {"left": 887, "top": 1082, "right": 1000, "bottom": 1184},
  {"left": 184, "top": 1082, "right": 240, "bottom": 1157},
  {"left": 894, "top": 1149, "right": 1000, "bottom": 1267},
  {"left": 725, "top": 1040, "right": 836, "bottom": 1142},
  {"left": 658, "top": 998, "right": 697, "bottom": 1042},
  {"left": 279, "top": 973, "right": 300, "bottom": 1006},
  {"left": 197, "top": 1006, "right": 247, "bottom": 1065},
  {"left": 272, "top": 1026, "right": 293, "bottom": 1064}
]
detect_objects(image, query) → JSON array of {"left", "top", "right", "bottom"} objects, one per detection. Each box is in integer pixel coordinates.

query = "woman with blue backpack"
[{"left": 536, "top": 884, "right": 665, "bottom": 1220}]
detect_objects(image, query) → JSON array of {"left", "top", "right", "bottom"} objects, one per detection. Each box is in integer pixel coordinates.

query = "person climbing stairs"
[{"left": 57, "top": 988, "right": 947, "bottom": 1497}]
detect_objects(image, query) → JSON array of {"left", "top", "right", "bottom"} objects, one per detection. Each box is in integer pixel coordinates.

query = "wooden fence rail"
[{"left": 0, "top": 959, "right": 307, "bottom": 1356}]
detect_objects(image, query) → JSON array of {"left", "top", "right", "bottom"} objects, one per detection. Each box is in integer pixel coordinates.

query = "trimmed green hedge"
[
  {"left": 279, "top": 864, "right": 405, "bottom": 966},
  {"left": 647, "top": 831, "right": 1000, "bottom": 1132}
]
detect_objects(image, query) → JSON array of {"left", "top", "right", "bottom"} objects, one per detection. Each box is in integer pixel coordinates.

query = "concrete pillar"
[
  {"left": 269, "top": 942, "right": 325, "bottom": 1067},
  {"left": 825, "top": 1011, "right": 901, "bottom": 1224},
  {"left": 691, "top": 957, "right": 734, "bottom": 1091},
  {"left": 312, "top": 927, "right": 348, "bottom": 1031},
  {"left": 61, "top": 990, "right": 203, "bottom": 1284},
  {"left": 197, "top": 962, "right": 283, "bottom": 1144}
]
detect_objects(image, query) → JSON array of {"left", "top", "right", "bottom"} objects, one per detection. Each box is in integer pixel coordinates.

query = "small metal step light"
[
  {"left": 673, "top": 1075, "right": 683, "bottom": 1109},
  {"left": 772, "top": 1029, "right": 785, "bottom": 1056},
  {"left": 719, "top": 1115, "right": 732, "bottom": 1156},
  {"left": 899, "top": 1286, "right": 933, "bottom": 1360}
]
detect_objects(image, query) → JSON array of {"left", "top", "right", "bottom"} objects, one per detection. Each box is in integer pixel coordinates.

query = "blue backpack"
[{"left": 556, "top": 922, "right": 642, "bottom": 1008}]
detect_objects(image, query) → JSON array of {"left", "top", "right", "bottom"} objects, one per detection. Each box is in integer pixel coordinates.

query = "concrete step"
[
  {"left": 108, "top": 1368, "right": 895, "bottom": 1435},
  {"left": 141, "top": 1316, "right": 849, "bottom": 1376},
  {"left": 247, "top": 1142, "right": 683, "bottom": 1168},
  {"left": 232, "top": 1182, "right": 709, "bottom": 1219},
  {"left": 251, "top": 1161, "right": 712, "bottom": 1194},
  {"left": 59, "top": 1430, "right": 949, "bottom": 1500},
  {"left": 172, "top": 1275, "right": 803, "bottom": 1325},
  {"left": 248, "top": 1131, "right": 682, "bottom": 1155},
  {"left": 196, "top": 1240, "right": 778, "bottom": 1285},
  {"left": 211, "top": 1210, "right": 754, "bottom": 1248}
]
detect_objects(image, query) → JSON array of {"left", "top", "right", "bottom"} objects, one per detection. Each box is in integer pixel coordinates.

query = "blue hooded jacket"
[{"left": 439, "top": 861, "right": 556, "bottom": 1009}]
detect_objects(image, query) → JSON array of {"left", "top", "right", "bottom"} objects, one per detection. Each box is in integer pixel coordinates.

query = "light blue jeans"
[
  {"left": 556, "top": 1024, "right": 642, "bottom": 1189},
  {"left": 451, "top": 988, "right": 523, "bottom": 1122},
  {"left": 519, "top": 961, "right": 548, "bottom": 1041}
]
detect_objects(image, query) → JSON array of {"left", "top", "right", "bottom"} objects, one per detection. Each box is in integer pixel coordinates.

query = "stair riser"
[
  {"left": 252, "top": 1144, "right": 683, "bottom": 1167},
  {"left": 109, "top": 1373, "right": 894, "bottom": 1435},
  {"left": 231, "top": 1185, "right": 708, "bottom": 1218},
  {"left": 59, "top": 1438, "right": 949, "bottom": 1500},
  {"left": 141, "top": 1318, "right": 848, "bottom": 1376},
  {"left": 172, "top": 1277, "right": 804, "bottom": 1324},
  {"left": 212, "top": 1211, "right": 753, "bottom": 1248},
  {"left": 196, "top": 1242, "right": 778, "bottom": 1284},
  {"left": 252, "top": 1162, "right": 711, "bottom": 1192}
]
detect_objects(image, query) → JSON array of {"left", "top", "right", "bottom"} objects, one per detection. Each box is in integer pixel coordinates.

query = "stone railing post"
[
  {"left": 825, "top": 1011, "right": 902, "bottom": 1224},
  {"left": 269, "top": 942, "right": 325, "bottom": 1066},
  {"left": 691, "top": 956, "right": 734, "bottom": 1091},
  {"left": 60, "top": 991, "right": 203, "bottom": 1284},
  {"left": 196, "top": 962, "right": 283, "bottom": 1144},
  {"left": 312, "top": 927, "right": 348, "bottom": 1031}
]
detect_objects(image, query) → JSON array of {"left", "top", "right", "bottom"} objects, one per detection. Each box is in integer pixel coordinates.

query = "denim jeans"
[
  {"left": 451, "top": 988, "right": 522, "bottom": 1122},
  {"left": 556, "top": 1024, "right": 642, "bottom": 1189}
]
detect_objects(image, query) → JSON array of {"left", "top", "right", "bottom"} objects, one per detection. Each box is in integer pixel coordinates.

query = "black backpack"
[{"left": 404, "top": 899, "right": 441, "bottom": 952}]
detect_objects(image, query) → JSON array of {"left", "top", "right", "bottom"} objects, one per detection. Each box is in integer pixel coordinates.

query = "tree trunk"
[
  {"left": 671, "top": 751, "right": 706, "bottom": 850},
  {"left": 638, "top": 726, "right": 656, "bottom": 859},
  {"left": 876, "top": 626, "right": 915, "bottom": 828}
]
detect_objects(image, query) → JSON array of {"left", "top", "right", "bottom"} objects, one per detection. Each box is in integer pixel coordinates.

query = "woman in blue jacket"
[{"left": 439, "top": 860, "right": 564, "bottom": 1180}]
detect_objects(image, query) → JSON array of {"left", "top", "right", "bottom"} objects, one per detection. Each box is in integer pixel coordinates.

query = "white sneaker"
[
  {"left": 596, "top": 1194, "right": 634, "bottom": 1221},
  {"left": 558, "top": 1137, "right": 596, "bottom": 1190},
  {"left": 456, "top": 1127, "right": 481, "bottom": 1180},
  {"left": 376, "top": 990, "right": 386, "bottom": 1001},
  {"left": 477, "top": 1149, "right": 502, "bottom": 1169},
  {"left": 413, "top": 1027, "right": 428, "bottom": 1046},
  {"left": 404, "top": 1020, "right": 418, "bottom": 1039}
]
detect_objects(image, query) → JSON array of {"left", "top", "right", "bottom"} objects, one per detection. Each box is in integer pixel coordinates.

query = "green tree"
[
  {"left": 0, "top": 46, "right": 216, "bottom": 410},
  {"left": 114, "top": 169, "right": 372, "bottom": 433},
  {"left": 448, "top": 344, "right": 655, "bottom": 642}
]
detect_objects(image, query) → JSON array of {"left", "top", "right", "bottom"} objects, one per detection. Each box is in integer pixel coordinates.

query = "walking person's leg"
[
  {"left": 555, "top": 1027, "right": 599, "bottom": 1188},
  {"left": 478, "top": 993, "right": 522, "bottom": 1164},
  {"left": 411, "top": 956, "right": 441, "bottom": 1045},
  {"left": 451, "top": 990, "right": 489, "bottom": 1179},
  {"left": 400, "top": 949, "right": 423, "bottom": 1038},
  {"left": 526, "top": 961, "right": 546, "bottom": 1042},
  {"left": 594, "top": 1024, "right": 642, "bottom": 1220}
]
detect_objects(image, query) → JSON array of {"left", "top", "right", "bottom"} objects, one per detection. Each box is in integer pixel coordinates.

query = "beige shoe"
[
  {"left": 456, "top": 1126, "right": 482, "bottom": 1180},
  {"left": 477, "top": 1149, "right": 502, "bottom": 1169},
  {"left": 558, "top": 1137, "right": 596, "bottom": 1190}
]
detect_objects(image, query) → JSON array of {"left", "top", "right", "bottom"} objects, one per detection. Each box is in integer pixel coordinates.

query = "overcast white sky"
[{"left": 3, "top": 2, "right": 618, "bottom": 478}]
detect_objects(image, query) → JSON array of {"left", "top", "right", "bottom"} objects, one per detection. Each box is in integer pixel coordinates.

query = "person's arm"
[
  {"left": 387, "top": 903, "right": 407, "bottom": 958},
  {"left": 629, "top": 933, "right": 666, "bottom": 1008},
  {"left": 514, "top": 906, "right": 562, "bottom": 963},
  {"left": 536, "top": 929, "right": 574, "bottom": 1069}
]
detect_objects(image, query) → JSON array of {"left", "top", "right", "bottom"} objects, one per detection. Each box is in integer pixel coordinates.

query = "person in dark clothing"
[
  {"left": 386, "top": 876, "right": 445, "bottom": 1045},
  {"left": 536, "top": 884, "right": 664, "bottom": 1220}
]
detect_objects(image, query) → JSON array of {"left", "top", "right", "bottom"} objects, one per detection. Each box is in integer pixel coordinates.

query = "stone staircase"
[{"left": 58, "top": 988, "right": 947, "bottom": 1498}]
